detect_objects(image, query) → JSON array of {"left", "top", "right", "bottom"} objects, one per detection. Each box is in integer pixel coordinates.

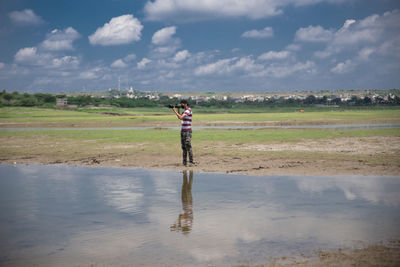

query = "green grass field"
[
  {"left": 1, "top": 106, "right": 400, "bottom": 126},
  {"left": 1, "top": 128, "right": 399, "bottom": 145}
]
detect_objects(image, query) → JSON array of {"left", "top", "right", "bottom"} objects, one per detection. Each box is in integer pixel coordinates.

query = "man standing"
[{"left": 172, "top": 99, "right": 194, "bottom": 166}]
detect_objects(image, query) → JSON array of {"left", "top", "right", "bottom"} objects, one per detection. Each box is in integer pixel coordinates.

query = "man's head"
[{"left": 180, "top": 99, "right": 189, "bottom": 108}]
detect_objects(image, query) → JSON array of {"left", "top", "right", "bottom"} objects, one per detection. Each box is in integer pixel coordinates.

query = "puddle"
[
  {"left": 1, "top": 123, "right": 400, "bottom": 131},
  {"left": 0, "top": 164, "right": 399, "bottom": 266}
]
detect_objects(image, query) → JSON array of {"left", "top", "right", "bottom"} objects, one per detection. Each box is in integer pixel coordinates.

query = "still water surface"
[{"left": 1, "top": 164, "right": 400, "bottom": 266}]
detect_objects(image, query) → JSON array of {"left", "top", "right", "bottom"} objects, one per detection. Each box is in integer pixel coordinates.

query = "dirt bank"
[{"left": 1, "top": 136, "right": 399, "bottom": 176}]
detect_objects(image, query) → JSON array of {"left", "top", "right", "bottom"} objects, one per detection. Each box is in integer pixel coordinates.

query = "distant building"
[
  {"left": 126, "top": 86, "right": 136, "bottom": 99},
  {"left": 172, "top": 94, "right": 183, "bottom": 99},
  {"left": 56, "top": 98, "right": 67, "bottom": 108}
]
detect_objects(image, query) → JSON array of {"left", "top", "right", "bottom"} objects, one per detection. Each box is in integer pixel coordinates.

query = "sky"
[{"left": 0, "top": 0, "right": 399, "bottom": 93}]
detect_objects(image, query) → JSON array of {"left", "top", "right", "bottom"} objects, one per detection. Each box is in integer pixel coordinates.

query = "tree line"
[{"left": 1, "top": 90, "right": 400, "bottom": 108}]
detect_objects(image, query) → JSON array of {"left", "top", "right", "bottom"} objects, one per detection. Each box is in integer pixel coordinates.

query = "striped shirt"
[{"left": 181, "top": 107, "right": 192, "bottom": 131}]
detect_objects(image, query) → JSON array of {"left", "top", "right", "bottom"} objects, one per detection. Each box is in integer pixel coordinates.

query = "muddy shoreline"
[
  {"left": 249, "top": 242, "right": 400, "bottom": 267},
  {"left": 2, "top": 135, "right": 400, "bottom": 176}
]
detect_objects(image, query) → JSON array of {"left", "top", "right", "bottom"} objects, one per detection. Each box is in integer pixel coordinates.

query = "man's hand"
[{"left": 173, "top": 107, "right": 186, "bottom": 120}]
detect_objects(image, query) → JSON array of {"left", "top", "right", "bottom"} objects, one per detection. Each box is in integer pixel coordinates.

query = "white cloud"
[
  {"left": 150, "top": 38, "right": 182, "bottom": 60},
  {"left": 89, "top": 14, "right": 143, "bottom": 46},
  {"left": 340, "top": 19, "right": 356, "bottom": 31},
  {"left": 333, "top": 19, "right": 377, "bottom": 45},
  {"left": 14, "top": 47, "right": 80, "bottom": 70},
  {"left": 195, "top": 58, "right": 236, "bottom": 76},
  {"left": 156, "top": 59, "right": 179, "bottom": 70},
  {"left": 286, "top": 44, "right": 301, "bottom": 51},
  {"left": 79, "top": 67, "right": 103, "bottom": 80},
  {"left": 358, "top": 47, "right": 375, "bottom": 61},
  {"left": 51, "top": 56, "right": 80, "bottom": 69},
  {"left": 331, "top": 60, "right": 354, "bottom": 74},
  {"left": 295, "top": 25, "right": 333, "bottom": 42},
  {"left": 111, "top": 59, "right": 128, "bottom": 68},
  {"left": 154, "top": 46, "right": 176, "bottom": 54},
  {"left": 144, "top": 0, "right": 349, "bottom": 21},
  {"left": 173, "top": 50, "right": 190, "bottom": 62},
  {"left": 0, "top": 62, "right": 5, "bottom": 69},
  {"left": 110, "top": 54, "right": 136, "bottom": 68},
  {"left": 137, "top": 58, "right": 152, "bottom": 69},
  {"left": 378, "top": 36, "right": 400, "bottom": 58},
  {"left": 312, "top": 10, "right": 400, "bottom": 61},
  {"left": 242, "top": 26, "right": 273, "bottom": 39},
  {"left": 152, "top": 26, "right": 177, "bottom": 45},
  {"left": 144, "top": 0, "right": 283, "bottom": 20},
  {"left": 314, "top": 50, "right": 332, "bottom": 59},
  {"left": 233, "top": 57, "right": 262, "bottom": 72},
  {"left": 258, "top": 50, "right": 290, "bottom": 60},
  {"left": 9, "top": 9, "right": 44, "bottom": 25},
  {"left": 14, "top": 47, "right": 41, "bottom": 64},
  {"left": 253, "top": 61, "right": 316, "bottom": 78},
  {"left": 166, "top": 71, "right": 175, "bottom": 78},
  {"left": 195, "top": 56, "right": 262, "bottom": 76},
  {"left": 80, "top": 71, "right": 97, "bottom": 80},
  {"left": 41, "top": 27, "right": 80, "bottom": 51},
  {"left": 124, "top": 54, "right": 137, "bottom": 62},
  {"left": 290, "top": 0, "right": 347, "bottom": 6},
  {"left": 270, "top": 61, "right": 316, "bottom": 77}
]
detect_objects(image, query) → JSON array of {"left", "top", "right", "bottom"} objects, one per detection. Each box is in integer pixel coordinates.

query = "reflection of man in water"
[{"left": 170, "top": 170, "right": 193, "bottom": 235}]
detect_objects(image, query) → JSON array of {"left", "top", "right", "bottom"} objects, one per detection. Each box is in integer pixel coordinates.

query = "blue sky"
[{"left": 0, "top": 0, "right": 399, "bottom": 93}]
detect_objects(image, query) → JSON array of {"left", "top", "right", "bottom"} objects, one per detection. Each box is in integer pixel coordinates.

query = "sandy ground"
[
  {"left": 242, "top": 242, "right": 400, "bottom": 267},
  {"left": 1, "top": 136, "right": 400, "bottom": 176}
]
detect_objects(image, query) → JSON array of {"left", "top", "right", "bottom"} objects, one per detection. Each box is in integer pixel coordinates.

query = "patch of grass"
[
  {"left": 1, "top": 106, "right": 400, "bottom": 126},
  {"left": 2, "top": 128, "right": 399, "bottom": 144}
]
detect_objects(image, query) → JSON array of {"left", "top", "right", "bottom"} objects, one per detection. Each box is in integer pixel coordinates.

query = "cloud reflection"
[
  {"left": 294, "top": 175, "right": 400, "bottom": 206},
  {"left": 94, "top": 173, "right": 144, "bottom": 214}
]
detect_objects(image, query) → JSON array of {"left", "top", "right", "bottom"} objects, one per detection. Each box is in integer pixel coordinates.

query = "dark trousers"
[{"left": 181, "top": 131, "right": 193, "bottom": 164}]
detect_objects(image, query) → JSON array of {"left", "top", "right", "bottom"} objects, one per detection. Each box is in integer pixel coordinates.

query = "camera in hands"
[{"left": 167, "top": 104, "right": 182, "bottom": 108}]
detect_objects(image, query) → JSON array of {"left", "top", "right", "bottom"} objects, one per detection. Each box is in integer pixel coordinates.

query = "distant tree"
[
  {"left": 304, "top": 95, "right": 317, "bottom": 104},
  {"left": 331, "top": 98, "right": 342, "bottom": 105},
  {"left": 159, "top": 95, "right": 170, "bottom": 100},
  {"left": 20, "top": 96, "right": 37, "bottom": 106},
  {"left": 394, "top": 95, "right": 400, "bottom": 105},
  {"left": 286, "top": 98, "right": 296, "bottom": 105},
  {"left": 67, "top": 95, "right": 93, "bottom": 106},
  {"left": 34, "top": 93, "right": 56, "bottom": 104},
  {"left": 349, "top": 95, "right": 360, "bottom": 105},
  {"left": 3, "top": 93, "right": 13, "bottom": 102},
  {"left": 363, "top": 96, "right": 372, "bottom": 105}
]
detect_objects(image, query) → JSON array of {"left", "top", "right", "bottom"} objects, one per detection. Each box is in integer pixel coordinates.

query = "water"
[
  {"left": 0, "top": 164, "right": 399, "bottom": 266},
  {"left": 1, "top": 123, "right": 399, "bottom": 131}
]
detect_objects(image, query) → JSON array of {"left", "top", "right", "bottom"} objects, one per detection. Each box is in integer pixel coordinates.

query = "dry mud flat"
[{"left": 2, "top": 136, "right": 400, "bottom": 176}]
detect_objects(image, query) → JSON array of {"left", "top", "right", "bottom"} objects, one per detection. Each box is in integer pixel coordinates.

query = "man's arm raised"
[{"left": 173, "top": 107, "right": 187, "bottom": 120}]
